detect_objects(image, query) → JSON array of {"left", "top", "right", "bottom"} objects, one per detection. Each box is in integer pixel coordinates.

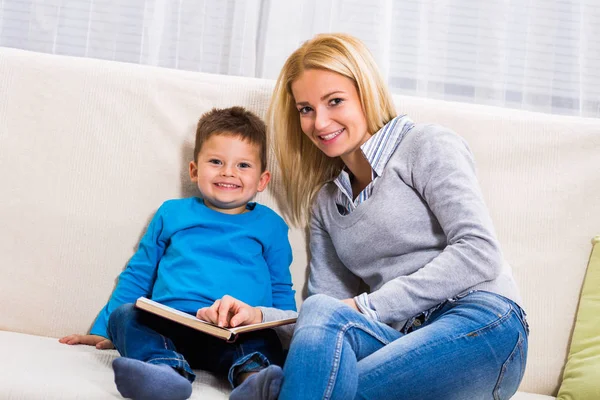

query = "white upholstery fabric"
[
  {"left": 1, "top": 47, "right": 599, "bottom": 398},
  {"left": 0, "top": 329, "right": 557, "bottom": 400},
  {"left": 0, "top": 331, "right": 230, "bottom": 399},
  {"left": 512, "top": 393, "right": 556, "bottom": 400}
]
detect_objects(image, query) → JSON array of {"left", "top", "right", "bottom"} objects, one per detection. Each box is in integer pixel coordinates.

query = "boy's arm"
[
  {"left": 89, "top": 206, "right": 169, "bottom": 338},
  {"left": 263, "top": 218, "right": 297, "bottom": 311}
]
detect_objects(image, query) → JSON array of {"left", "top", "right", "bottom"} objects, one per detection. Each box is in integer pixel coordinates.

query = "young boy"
[{"left": 60, "top": 107, "right": 296, "bottom": 400}]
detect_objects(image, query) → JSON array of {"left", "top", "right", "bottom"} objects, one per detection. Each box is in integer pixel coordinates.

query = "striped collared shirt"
[
  {"left": 334, "top": 115, "right": 415, "bottom": 216},
  {"left": 332, "top": 114, "right": 414, "bottom": 321}
]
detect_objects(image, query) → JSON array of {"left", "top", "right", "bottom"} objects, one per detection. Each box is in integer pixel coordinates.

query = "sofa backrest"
[{"left": 1, "top": 47, "right": 599, "bottom": 396}]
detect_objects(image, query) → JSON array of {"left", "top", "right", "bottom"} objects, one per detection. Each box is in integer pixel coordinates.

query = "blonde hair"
[{"left": 268, "top": 33, "right": 397, "bottom": 226}]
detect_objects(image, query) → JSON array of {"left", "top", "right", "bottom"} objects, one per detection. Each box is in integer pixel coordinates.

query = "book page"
[
  {"left": 135, "top": 297, "right": 296, "bottom": 337},
  {"left": 138, "top": 298, "right": 215, "bottom": 326}
]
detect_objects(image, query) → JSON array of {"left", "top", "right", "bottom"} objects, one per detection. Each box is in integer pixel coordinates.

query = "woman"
[{"left": 199, "top": 33, "right": 529, "bottom": 400}]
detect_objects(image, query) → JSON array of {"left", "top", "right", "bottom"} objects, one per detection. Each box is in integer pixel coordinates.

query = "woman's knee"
[{"left": 298, "top": 294, "right": 349, "bottom": 326}]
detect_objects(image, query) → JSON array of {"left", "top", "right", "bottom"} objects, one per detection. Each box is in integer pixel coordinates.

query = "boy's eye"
[
  {"left": 298, "top": 106, "right": 313, "bottom": 115},
  {"left": 209, "top": 159, "right": 222, "bottom": 165},
  {"left": 238, "top": 162, "right": 251, "bottom": 168},
  {"left": 329, "top": 98, "right": 343, "bottom": 106}
]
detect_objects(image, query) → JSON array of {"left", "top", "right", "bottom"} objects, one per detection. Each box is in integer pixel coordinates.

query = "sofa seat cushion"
[
  {"left": 0, "top": 331, "right": 551, "bottom": 400},
  {"left": 512, "top": 393, "right": 556, "bottom": 400},
  {"left": 0, "top": 331, "right": 230, "bottom": 399}
]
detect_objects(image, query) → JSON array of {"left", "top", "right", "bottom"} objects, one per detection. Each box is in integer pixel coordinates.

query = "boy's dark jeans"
[{"left": 107, "top": 303, "right": 285, "bottom": 387}]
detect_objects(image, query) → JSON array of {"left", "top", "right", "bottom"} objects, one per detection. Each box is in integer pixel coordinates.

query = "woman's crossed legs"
[{"left": 279, "top": 291, "right": 528, "bottom": 400}]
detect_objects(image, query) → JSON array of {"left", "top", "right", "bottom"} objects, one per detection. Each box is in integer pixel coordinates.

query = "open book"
[{"left": 135, "top": 297, "right": 296, "bottom": 343}]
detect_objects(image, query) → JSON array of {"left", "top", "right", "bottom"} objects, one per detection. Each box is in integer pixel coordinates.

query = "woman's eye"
[
  {"left": 209, "top": 159, "right": 222, "bottom": 165},
  {"left": 329, "top": 98, "right": 343, "bottom": 106},
  {"left": 298, "top": 106, "right": 312, "bottom": 115}
]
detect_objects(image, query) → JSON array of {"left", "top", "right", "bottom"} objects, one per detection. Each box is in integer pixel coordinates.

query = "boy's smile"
[{"left": 189, "top": 133, "right": 270, "bottom": 214}]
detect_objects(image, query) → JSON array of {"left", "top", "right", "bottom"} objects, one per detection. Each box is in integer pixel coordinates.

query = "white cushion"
[
  {"left": 0, "top": 331, "right": 230, "bottom": 399},
  {"left": 0, "top": 330, "right": 553, "bottom": 399},
  {"left": 512, "top": 392, "right": 556, "bottom": 400}
]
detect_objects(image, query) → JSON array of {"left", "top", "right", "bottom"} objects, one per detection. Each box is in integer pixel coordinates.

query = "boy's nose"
[{"left": 221, "top": 165, "right": 235, "bottom": 176}]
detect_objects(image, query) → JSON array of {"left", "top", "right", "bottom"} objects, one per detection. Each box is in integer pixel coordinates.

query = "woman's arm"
[
  {"left": 369, "top": 126, "right": 503, "bottom": 324},
  {"left": 307, "top": 206, "right": 363, "bottom": 299}
]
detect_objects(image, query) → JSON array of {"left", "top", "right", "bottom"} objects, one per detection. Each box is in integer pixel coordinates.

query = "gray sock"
[
  {"left": 112, "top": 357, "right": 192, "bottom": 400},
  {"left": 229, "top": 364, "right": 283, "bottom": 400}
]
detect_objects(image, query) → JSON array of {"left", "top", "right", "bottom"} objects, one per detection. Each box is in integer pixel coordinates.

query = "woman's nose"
[{"left": 314, "top": 109, "right": 331, "bottom": 131}]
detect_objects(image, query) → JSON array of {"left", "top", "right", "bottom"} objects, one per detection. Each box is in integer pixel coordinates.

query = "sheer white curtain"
[
  {"left": 258, "top": 0, "right": 600, "bottom": 117},
  {"left": 0, "top": 0, "right": 263, "bottom": 75},
  {"left": 1, "top": 0, "right": 598, "bottom": 117}
]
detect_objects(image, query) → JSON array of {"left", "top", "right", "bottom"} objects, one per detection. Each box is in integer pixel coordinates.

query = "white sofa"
[{"left": 0, "top": 47, "right": 599, "bottom": 400}]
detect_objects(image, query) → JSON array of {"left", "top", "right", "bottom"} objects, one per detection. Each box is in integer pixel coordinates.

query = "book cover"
[{"left": 135, "top": 297, "right": 296, "bottom": 342}]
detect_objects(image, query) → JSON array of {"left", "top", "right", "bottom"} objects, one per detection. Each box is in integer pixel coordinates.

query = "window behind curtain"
[{"left": 1, "top": 0, "right": 598, "bottom": 118}]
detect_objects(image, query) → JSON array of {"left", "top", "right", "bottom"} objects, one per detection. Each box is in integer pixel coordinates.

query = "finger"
[
  {"left": 229, "top": 308, "right": 250, "bottom": 328},
  {"left": 197, "top": 308, "right": 213, "bottom": 323},
  {"left": 209, "top": 299, "right": 221, "bottom": 313},
  {"left": 59, "top": 335, "right": 76, "bottom": 344},
  {"left": 205, "top": 300, "right": 221, "bottom": 324},
  {"left": 64, "top": 335, "right": 82, "bottom": 345},
  {"left": 217, "top": 297, "right": 234, "bottom": 327},
  {"left": 96, "top": 340, "right": 114, "bottom": 350},
  {"left": 196, "top": 307, "right": 208, "bottom": 320},
  {"left": 78, "top": 336, "right": 99, "bottom": 346}
]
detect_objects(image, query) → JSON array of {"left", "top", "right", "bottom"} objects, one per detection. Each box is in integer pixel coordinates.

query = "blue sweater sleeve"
[
  {"left": 264, "top": 218, "right": 296, "bottom": 311},
  {"left": 89, "top": 206, "right": 168, "bottom": 338}
]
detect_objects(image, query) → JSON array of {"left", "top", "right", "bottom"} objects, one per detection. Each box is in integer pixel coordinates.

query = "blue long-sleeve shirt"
[{"left": 91, "top": 197, "right": 296, "bottom": 338}]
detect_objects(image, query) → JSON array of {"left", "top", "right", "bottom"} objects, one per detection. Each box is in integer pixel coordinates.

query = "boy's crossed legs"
[{"left": 107, "top": 303, "right": 284, "bottom": 400}]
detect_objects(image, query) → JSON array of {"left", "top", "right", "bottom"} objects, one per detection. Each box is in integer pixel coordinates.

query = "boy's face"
[{"left": 189, "top": 133, "right": 270, "bottom": 214}]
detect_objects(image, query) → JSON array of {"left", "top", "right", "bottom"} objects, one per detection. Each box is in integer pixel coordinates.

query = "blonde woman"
[{"left": 199, "top": 33, "right": 529, "bottom": 400}]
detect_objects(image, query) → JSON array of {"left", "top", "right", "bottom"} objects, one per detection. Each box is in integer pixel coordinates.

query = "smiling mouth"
[
  {"left": 318, "top": 128, "right": 344, "bottom": 141},
  {"left": 215, "top": 183, "right": 240, "bottom": 189}
]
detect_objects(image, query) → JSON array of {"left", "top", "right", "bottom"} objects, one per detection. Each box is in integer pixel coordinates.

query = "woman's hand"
[
  {"left": 341, "top": 298, "right": 360, "bottom": 312},
  {"left": 196, "top": 295, "right": 262, "bottom": 328},
  {"left": 59, "top": 334, "right": 114, "bottom": 349}
]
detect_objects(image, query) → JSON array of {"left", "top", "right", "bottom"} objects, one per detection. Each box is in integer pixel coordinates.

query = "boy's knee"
[{"left": 108, "top": 303, "right": 137, "bottom": 325}]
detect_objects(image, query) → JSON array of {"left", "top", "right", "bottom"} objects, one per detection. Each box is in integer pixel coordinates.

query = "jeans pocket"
[{"left": 493, "top": 330, "right": 526, "bottom": 400}]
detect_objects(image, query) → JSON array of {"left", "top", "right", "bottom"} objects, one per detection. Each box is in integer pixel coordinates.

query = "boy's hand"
[
  {"left": 59, "top": 334, "right": 114, "bottom": 349},
  {"left": 196, "top": 295, "right": 262, "bottom": 328}
]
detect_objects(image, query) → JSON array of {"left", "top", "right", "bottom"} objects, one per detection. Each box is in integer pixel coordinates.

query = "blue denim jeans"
[
  {"left": 279, "top": 291, "right": 529, "bottom": 400},
  {"left": 107, "top": 303, "right": 284, "bottom": 387}
]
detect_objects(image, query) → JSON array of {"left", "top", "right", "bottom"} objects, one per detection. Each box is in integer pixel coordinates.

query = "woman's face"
[{"left": 291, "top": 69, "right": 369, "bottom": 161}]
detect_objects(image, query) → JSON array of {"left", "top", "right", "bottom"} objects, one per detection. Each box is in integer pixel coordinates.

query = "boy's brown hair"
[{"left": 194, "top": 106, "right": 268, "bottom": 171}]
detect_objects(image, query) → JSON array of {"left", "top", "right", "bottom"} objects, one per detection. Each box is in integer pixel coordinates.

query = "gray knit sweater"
[{"left": 261, "top": 123, "right": 522, "bottom": 335}]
